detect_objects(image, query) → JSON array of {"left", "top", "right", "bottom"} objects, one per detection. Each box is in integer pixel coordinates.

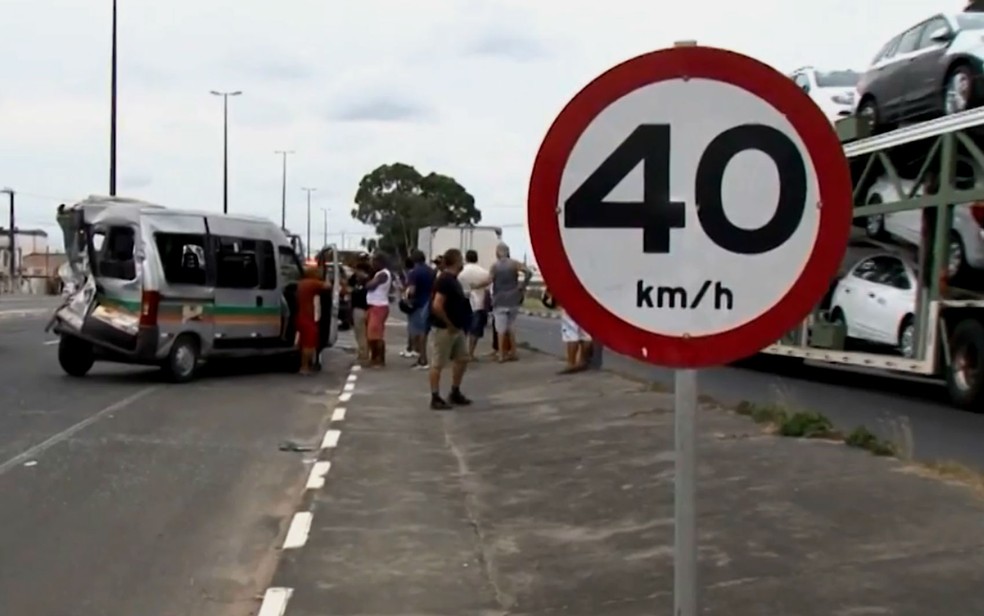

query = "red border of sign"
[{"left": 527, "top": 46, "right": 853, "bottom": 368}]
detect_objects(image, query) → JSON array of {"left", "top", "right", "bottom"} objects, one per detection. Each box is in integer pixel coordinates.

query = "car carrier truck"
[{"left": 760, "top": 108, "right": 984, "bottom": 410}]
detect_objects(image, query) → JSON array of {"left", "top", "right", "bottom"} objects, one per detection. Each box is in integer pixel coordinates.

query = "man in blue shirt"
[{"left": 405, "top": 249, "right": 435, "bottom": 368}]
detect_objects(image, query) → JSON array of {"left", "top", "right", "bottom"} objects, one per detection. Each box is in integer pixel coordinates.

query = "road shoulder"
[{"left": 274, "top": 334, "right": 984, "bottom": 615}]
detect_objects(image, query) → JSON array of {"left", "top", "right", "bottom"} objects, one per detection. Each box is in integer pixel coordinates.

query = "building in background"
[{"left": 0, "top": 228, "right": 66, "bottom": 294}]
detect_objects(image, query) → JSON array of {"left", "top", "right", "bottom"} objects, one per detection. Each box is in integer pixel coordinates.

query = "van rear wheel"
[
  {"left": 163, "top": 335, "right": 200, "bottom": 383},
  {"left": 58, "top": 335, "right": 94, "bottom": 377}
]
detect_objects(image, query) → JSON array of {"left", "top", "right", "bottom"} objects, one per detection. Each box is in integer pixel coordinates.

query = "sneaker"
[
  {"left": 430, "top": 395, "right": 452, "bottom": 410},
  {"left": 408, "top": 350, "right": 420, "bottom": 358},
  {"left": 449, "top": 389, "right": 472, "bottom": 406},
  {"left": 398, "top": 350, "right": 410, "bottom": 358},
  {"left": 412, "top": 363, "right": 430, "bottom": 371}
]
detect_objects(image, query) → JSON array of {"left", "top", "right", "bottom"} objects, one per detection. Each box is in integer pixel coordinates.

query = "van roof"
[{"left": 67, "top": 195, "right": 274, "bottom": 225}]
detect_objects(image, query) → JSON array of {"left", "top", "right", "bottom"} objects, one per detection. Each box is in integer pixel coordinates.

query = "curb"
[
  {"left": 257, "top": 361, "right": 359, "bottom": 616},
  {"left": 519, "top": 309, "right": 561, "bottom": 320}
]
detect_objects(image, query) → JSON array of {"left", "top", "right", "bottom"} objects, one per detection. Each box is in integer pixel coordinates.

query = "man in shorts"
[
  {"left": 456, "top": 249, "right": 491, "bottom": 359},
  {"left": 404, "top": 249, "right": 435, "bottom": 369},
  {"left": 427, "top": 248, "right": 473, "bottom": 410},
  {"left": 488, "top": 242, "right": 531, "bottom": 362}
]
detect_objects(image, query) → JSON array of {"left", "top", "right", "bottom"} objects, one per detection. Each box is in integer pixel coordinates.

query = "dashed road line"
[
  {"left": 257, "top": 587, "right": 293, "bottom": 616},
  {"left": 282, "top": 511, "right": 313, "bottom": 549},
  {"left": 305, "top": 461, "right": 332, "bottom": 490},
  {"left": 321, "top": 429, "right": 341, "bottom": 449},
  {"left": 261, "top": 361, "right": 362, "bottom": 613}
]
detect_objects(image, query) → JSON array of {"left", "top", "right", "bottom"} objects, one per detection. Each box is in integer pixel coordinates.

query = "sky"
[{"left": 0, "top": 0, "right": 969, "bottom": 263}]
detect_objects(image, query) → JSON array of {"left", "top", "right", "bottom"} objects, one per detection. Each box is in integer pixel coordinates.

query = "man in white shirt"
[{"left": 456, "top": 249, "right": 491, "bottom": 360}]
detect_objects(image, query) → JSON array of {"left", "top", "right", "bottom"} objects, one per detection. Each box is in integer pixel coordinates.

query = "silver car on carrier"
[{"left": 48, "top": 195, "right": 340, "bottom": 382}]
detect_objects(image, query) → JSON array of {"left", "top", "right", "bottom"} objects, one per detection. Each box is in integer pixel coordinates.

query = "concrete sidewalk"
[{"left": 273, "top": 331, "right": 984, "bottom": 615}]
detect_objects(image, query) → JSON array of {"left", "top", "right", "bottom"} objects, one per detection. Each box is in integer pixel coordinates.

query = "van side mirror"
[{"left": 930, "top": 27, "right": 952, "bottom": 43}]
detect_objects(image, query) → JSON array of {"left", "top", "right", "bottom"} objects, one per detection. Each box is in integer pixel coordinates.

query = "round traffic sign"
[{"left": 528, "top": 46, "right": 852, "bottom": 368}]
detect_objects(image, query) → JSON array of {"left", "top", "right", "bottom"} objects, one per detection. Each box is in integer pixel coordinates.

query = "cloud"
[
  {"left": 466, "top": 31, "right": 548, "bottom": 62},
  {"left": 327, "top": 98, "right": 433, "bottom": 123},
  {"left": 120, "top": 174, "right": 153, "bottom": 190},
  {"left": 222, "top": 48, "right": 316, "bottom": 82}
]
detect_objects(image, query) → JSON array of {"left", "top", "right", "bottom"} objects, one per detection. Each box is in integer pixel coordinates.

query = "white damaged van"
[{"left": 48, "top": 195, "right": 340, "bottom": 382}]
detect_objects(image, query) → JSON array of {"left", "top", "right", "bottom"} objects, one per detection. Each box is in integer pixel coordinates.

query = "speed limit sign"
[{"left": 528, "top": 46, "right": 852, "bottom": 368}]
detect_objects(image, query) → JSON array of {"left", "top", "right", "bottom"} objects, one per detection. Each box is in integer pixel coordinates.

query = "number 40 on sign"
[{"left": 528, "top": 45, "right": 853, "bottom": 369}]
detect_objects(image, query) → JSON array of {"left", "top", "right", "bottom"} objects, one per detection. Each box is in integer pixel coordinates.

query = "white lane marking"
[
  {"left": 305, "top": 461, "right": 332, "bottom": 489},
  {"left": 43, "top": 339, "right": 59, "bottom": 346},
  {"left": 346, "top": 373, "right": 358, "bottom": 383},
  {"left": 331, "top": 407, "right": 346, "bottom": 422},
  {"left": 321, "top": 429, "right": 341, "bottom": 449},
  {"left": 257, "top": 587, "right": 293, "bottom": 616},
  {"left": 350, "top": 365, "right": 361, "bottom": 372},
  {"left": 282, "top": 511, "right": 313, "bottom": 549},
  {"left": 338, "top": 391, "right": 352, "bottom": 402},
  {"left": 342, "top": 382, "right": 355, "bottom": 392},
  {"left": 0, "top": 387, "right": 159, "bottom": 477}
]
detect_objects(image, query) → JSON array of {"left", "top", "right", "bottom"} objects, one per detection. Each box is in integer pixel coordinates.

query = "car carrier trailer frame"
[{"left": 760, "top": 106, "right": 984, "bottom": 410}]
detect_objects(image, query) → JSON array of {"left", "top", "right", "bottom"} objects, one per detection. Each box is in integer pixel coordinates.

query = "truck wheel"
[
  {"left": 163, "top": 335, "right": 200, "bottom": 383},
  {"left": 946, "top": 319, "right": 984, "bottom": 411},
  {"left": 58, "top": 335, "right": 95, "bottom": 377}
]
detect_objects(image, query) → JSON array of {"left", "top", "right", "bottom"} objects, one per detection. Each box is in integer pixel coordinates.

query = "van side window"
[
  {"left": 278, "top": 246, "right": 302, "bottom": 283},
  {"left": 154, "top": 233, "right": 207, "bottom": 286},
  {"left": 91, "top": 226, "right": 136, "bottom": 280},
  {"left": 257, "top": 240, "right": 277, "bottom": 290},
  {"left": 215, "top": 236, "right": 259, "bottom": 289}
]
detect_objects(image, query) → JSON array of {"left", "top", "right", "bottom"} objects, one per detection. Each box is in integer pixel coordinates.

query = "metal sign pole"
[
  {"left": 673, "top": 368, "right": 698, "bottom": 616},
  {"left": 672, "top": 39, "right": 699, "bottom": 616}
]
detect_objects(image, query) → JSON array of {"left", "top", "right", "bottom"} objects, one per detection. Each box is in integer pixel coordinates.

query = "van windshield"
[{"left": 91, "top": 226, "right": 137, "bottom": 280}]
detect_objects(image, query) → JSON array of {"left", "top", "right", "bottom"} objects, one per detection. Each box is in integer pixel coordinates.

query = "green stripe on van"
[{"left": 98, "top": 295, "right": 281, "bottom": 317}]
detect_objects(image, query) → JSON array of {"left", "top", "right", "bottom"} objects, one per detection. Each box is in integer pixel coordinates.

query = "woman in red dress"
[{"left": 296, "top": 266, "right": 332, "bottom": 375}]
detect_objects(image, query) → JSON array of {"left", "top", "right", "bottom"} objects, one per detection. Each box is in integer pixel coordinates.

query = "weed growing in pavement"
[
  {"left": 736, "top": 401, "right": 899, "bottom": 455},
  {"left": 844, "top": 426, "right": 897, "bottom": 457}
]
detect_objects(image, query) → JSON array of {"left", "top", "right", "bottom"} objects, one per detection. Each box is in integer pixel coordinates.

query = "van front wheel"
[
  {"left": 58, "top": 335, "right": 95, "bottom": 377},
  {"left": 163, "top": 335, "right": 200, "bottom": 383}
]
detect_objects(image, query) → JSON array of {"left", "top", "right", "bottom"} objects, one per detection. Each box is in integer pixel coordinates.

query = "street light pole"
[
  {"left": 1, "top": 188, "right": 14, "bottom": 289},
  {"left": 275, "top": 150, "right": 295, "bottom": 229},
  {"left": 321, "top": 208, "right": 328, "bottom": 249},
  {"left": 109, "top": 0, "right": 118, "bottom": 196},
  {"left": 210, "top": 90, "right": 242, "bottom": 214},
  {"left": 301, "top": 187, "right": 316, "bottom": 257}
]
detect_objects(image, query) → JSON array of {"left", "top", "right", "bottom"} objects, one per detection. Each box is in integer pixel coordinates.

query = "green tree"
[{"left": 351, "top": 163, "right": 481, "bottom": 258}]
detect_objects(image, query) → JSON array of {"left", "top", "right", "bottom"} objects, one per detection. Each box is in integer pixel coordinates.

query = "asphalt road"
[
  {"left": 0, "top": 308, "right": 347, "bottom": 616},
  {"left": 514, "top": 314, "right": 984, "bottom": 472}
]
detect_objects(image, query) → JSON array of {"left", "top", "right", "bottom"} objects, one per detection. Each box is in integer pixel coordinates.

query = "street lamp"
[
  {"left": 275, "top": 150, "right": 295, "bottom": 229},
  {"left": 1, "top": 188, "right": 14, "bottom": 287},
  {"left": 321, "top": 208, "right": 328, "bottom": 249},
  {"left": 301, "top": 187, "right": 316, "bottom": 257},
  {"left": 110, "top": 0, "right": 118, "bottom": 195},
  {"left": 210, "top": 90, "right": 242, "bottom": 214}
]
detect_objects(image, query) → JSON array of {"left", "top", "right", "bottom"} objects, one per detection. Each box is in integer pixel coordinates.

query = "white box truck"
[{"left": 416, "top": 225, "right": 503, "bottom": 270}]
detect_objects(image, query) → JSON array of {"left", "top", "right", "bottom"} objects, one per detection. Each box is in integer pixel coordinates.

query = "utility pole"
[
  {"left": 275, "top": 150, "right": 294, "bottom": 229},
  {"left": 109, "top": 0, "right": 118, "bottom": 196},
  {"left": 301, "top": 187, "right": 316, "bottom": 258},
  {"left": 210, "top": 90, "right": 242, "bottom": 214},
  {"left": 321, "top": 208, "right": 328, "bottom": 249},
  {"left": 1, "top": 188, "right": 15, "bottom": 290}
]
